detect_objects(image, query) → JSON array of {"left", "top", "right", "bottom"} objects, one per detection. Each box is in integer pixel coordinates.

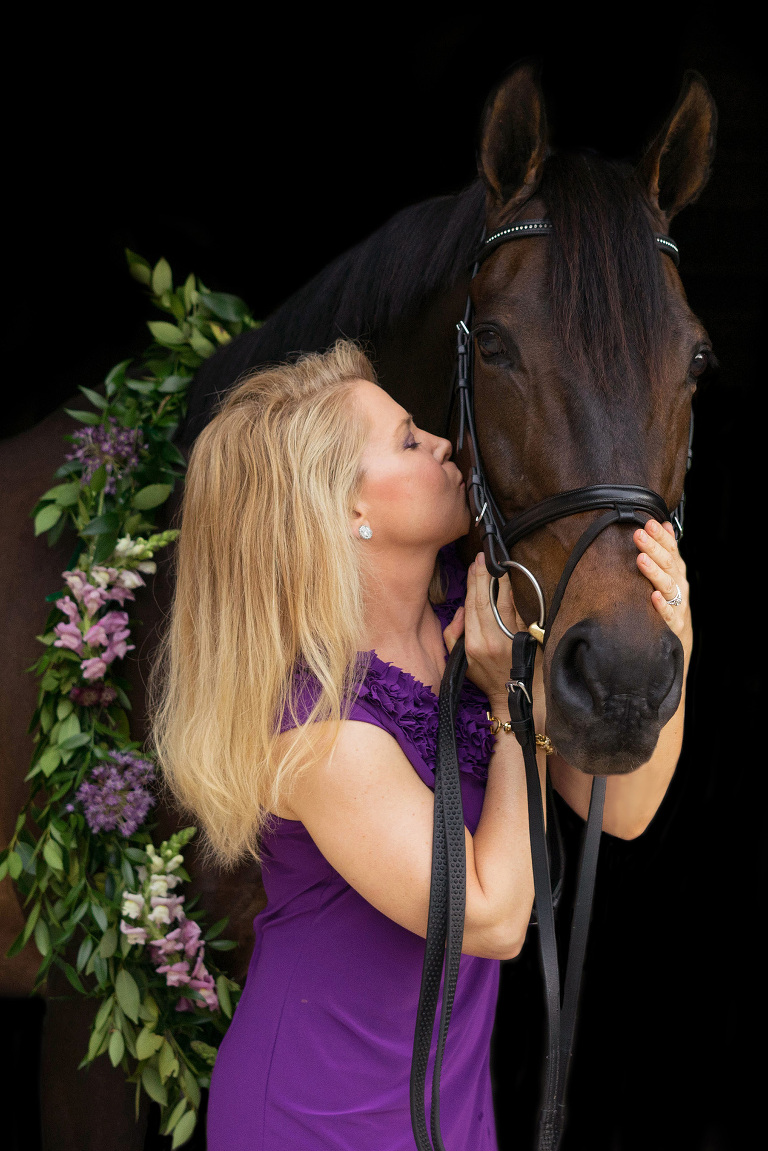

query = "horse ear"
[
  {"left": 637, "top": 70, "right": 717, "bottom": 224},
  {"left": 477, "top": 60, "right": 549, "bottom": 214}
]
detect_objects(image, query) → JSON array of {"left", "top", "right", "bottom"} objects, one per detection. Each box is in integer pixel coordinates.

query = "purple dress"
[{"left": 207, "top": 542, "right": 500, "bottom": 1150}]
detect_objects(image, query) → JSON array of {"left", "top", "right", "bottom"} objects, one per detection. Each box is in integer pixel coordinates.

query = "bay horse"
[{"left": 0, "top": 61, "right": 715, "bottom": 1149}]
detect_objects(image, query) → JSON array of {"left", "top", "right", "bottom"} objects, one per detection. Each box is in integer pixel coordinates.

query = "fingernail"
[
  {"left": 477, "top": 551, "right": 485, "bottom": 566},
  {"left": 638, "top": 529, "right": 647, "bottom": 542}
]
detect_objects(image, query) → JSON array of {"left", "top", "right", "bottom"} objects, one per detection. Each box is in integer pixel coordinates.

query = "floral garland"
[{"left": 0, "top": 251, "right": 260, "bottom": 1147}]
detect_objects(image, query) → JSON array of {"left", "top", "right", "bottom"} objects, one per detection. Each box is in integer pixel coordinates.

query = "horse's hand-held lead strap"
[
  {"left": 507, "top": 629, "right": 606, "bottom": 1151},
  {"left": 410, "top": 635, "right": 468, "bottom": 1151}
]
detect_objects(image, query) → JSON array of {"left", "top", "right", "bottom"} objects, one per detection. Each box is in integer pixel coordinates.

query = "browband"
[{"left": 476, "top": 217, "right": 680, "bottom": 268}]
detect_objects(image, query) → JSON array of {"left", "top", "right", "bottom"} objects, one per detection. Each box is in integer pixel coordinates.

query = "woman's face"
[{"left": 350, "top": 380, "right": 471, "bottom": 549}]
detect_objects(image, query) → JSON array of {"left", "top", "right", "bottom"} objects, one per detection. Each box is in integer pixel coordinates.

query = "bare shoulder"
[{"left": 270, "top": 719, "right": 404, "bottom": 820}]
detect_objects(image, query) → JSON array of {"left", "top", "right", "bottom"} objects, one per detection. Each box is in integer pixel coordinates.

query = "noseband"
[{"left": 411, "top": 221, "right": 691, "bottom": 1151}]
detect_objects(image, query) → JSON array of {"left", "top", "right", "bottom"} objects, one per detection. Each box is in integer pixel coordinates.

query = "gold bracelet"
[{"left": 486, "top": 712, "right": 555, "bottom": 754}]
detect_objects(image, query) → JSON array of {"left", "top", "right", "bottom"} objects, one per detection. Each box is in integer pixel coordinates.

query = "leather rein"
[{"left": 410, "top": 221, "right": 690, "bottom": 1151}]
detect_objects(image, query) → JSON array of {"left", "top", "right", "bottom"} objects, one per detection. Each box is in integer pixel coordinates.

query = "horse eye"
[
  {"left": 689, "top": 349, "right": 710, "bottom": 378},
  {"left": 477, "top": 330, "right": 504, "bottom": 357}
]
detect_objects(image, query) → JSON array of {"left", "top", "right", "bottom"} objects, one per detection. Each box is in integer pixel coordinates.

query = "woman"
[{"left": 149, "top": 340, "right": 691, "bottom": 1150}]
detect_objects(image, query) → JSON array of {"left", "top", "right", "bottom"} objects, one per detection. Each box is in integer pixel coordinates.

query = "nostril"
[{"left": 550, "top": 628, "right": 599, "bottom": 720}]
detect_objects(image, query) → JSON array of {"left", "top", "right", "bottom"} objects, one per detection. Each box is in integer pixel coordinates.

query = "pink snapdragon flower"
[
  {"left": 119, "top": 921, "right": 148, "bottom": 946},
  {"left": 53, "top": 622, "right": 84, "bottom": 654}
]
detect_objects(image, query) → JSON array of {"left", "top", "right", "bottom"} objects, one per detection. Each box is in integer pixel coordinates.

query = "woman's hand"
[
  {"left": 634, "top": 519, "right": 692, "bottom": 657},
  {"left": 442, "top": 551, "right": 526, "bottom": 707}
]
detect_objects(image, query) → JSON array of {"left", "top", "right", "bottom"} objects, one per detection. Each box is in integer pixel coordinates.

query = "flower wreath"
[{"left": 0, "top": 252, "right": 260, "bottom": 1147}]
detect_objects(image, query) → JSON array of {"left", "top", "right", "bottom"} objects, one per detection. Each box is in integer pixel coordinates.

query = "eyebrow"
[{"left": 392, "top": 412, "right": 414, "bottom": 444}]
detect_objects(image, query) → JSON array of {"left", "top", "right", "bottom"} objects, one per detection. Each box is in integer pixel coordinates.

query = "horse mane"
[
  {"left": 180, "top": 151, "right": 671, "bottom": 449},
  {"left": 179, "top": 181, "right": 486, "bottom": 449},
  {"left": 539, "top": 150, "right": 670, "bottom": 391}
]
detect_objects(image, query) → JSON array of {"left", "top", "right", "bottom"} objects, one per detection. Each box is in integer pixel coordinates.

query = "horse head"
[{"left": 458, "top": 61, "right": 717, "bottom": 775}]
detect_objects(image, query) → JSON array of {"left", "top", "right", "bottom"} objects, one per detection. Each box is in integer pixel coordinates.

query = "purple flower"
[
  {"left": 53, "top": 622, "right": 84, "bottom": 654},
  {"left": 81, "top": 657, "right": 109, "bottom": 681},
  {"left": 69, "top": 684, "right": 117, "bottom": 707},
  {"left": 73, "top": 751, "right": 155, "bottom": 836},
  {"left": 65, "top": 417, "right": 143, "bottom": 495},
  {"left": 119, "top": 920, "right": 148, "bottom": 946},
  {"left": 63, "top": 571, "right": 109, "bottom": 615},
  {"left": 57, "top": 596, "right": 81, "bottom": 624},
  {"left": 156, "top": 959, "right": 191, "bottom": 987}
]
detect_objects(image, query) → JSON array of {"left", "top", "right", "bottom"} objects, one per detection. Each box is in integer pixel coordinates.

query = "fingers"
[{"left": 634, "top": 519, "right": 690, "bottom": 638}]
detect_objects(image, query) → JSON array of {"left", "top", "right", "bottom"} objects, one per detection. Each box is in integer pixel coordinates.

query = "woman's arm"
[
  {"left": 278, "top": 716, "right": 536, "bottom": 962},
  {"left": 549, "top": 518, "right": 693, "bottom": 840}
]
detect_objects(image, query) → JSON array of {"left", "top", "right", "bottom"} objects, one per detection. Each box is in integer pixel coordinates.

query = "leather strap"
[{"left": 475, "top": 217, "right": 680, "bottom": 268}]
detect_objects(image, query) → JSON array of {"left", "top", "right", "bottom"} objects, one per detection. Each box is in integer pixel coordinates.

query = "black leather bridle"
[{"left": 410, "top": 220, "right": 691, "bottom": 1151}]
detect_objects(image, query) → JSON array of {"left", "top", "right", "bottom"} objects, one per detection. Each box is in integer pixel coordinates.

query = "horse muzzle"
[{"left": 546, "top": 613, "right": 684, "bottom": 775}]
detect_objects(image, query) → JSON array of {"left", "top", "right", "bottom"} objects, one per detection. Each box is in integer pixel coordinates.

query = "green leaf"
[
  {"left": 132, "top": 483, "right": 172, "bottom": 510},
  {"left": 126, "top": 250, "right": 152, "bottom": 286},
  {"left": 171, "top": 1109, "right": 196, "bottom": 1149},
  {"left": 108, "top": 1028, "right": 125, "bottom": 1067},
  {"left": 190, "top": 1040, "right": 218, "bottom": 1066},
  {"left": 86, "top": 1020, "right": 110, "bottom": 1063},
  {"left": 216, "top": 974, "right": 232, "bottom": 1018},
  {"left": 78, "top": 386, "right": 109, "bottom": 411},
  {"left": 64, "top": 408, "right": 101, "bottom": 425},
  {"left": 136, "top": 1027, "right": 164, "bottom": 1060},
  {"left": 76, "top": 936, "right": 94, "bottom": 972},
  {"left": 93, "top": 532, "right": 119, "bottom": 565},
  {"left": 106, "top": 359, "right": 131, "bottom": 387},
  {"left": 181, "top": 1065, "right": 200, "bottom": 1107},
  {"left": 91, "top": 902, "right": 108, "bottom": 932},
  {"left": 115, "top": 967, "right": 141, "bottom": 1023},
  {"left": 43, "top": 840, "right": 64, "bottom": 872},
  {"left": 152, "top": 258, "right": 173, "bottom": 297},
  {"left": 208, "top": 939, "right": 237, "bottom": 951},
  {"left": 57, "top": 712, "right": 81, "bottom": 742},
  {"left": 138, "top": 994, "right": 160, "bottom": 1023},
  {"left": 200, "top": 291, "right": 250, "bottom": 323},
  {"left": 93, "top": 994, "right": 114, "bottom": 1031},
  {"left": 34, "top": 505, "right": 62, "bottom": 536},
  {"left": 189, "top": 328, "right": 215, "bottom": 357},
  {"left": 141, "top": 1063, "right": 168, "bottom": 1106},
  {"left": 58, "top": 732, "right": 91, "bottom": 751},
  {"left": 158, "top": 1038, "right": 179, "bottom": 1081},
  {"left": 56, "top": 698, "right": 74, "bottom": 721},
  {"left": 62, "top": 961, "right": 86, "bottom": 993},
  {"left": 81, "top": 512, "right": 120, "bottom": 536},
  {"left": 34, "top": 916, "right": 51, "bottom": 956},
  {"left": 40, "top": 482, "right": 80, "bottom": 506},
  {"left": 35, "top": 746, "right": 62, "bottom": 777},
  {"left": 7, "top": 850, "right": 23, "bottom": 880},
  {"left": 203, "top": 916, "right": 229, "bottom": 941},
  {"left": 147, "top": 321, "right": 185, "bottom": 347},
  {"left": 162, "top": 1098, "right": 188, "bottom": 1136},
  {"left": 158, "top": 374, "right": 190, "bottom": 394},
  {"left": 88, "top": 464, "right": 108, "bottom": 493},
  {"left": 98, "top": 926, "right": 118, "bottom": 958}
]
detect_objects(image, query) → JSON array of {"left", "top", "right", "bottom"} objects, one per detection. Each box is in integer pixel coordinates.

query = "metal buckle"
[{"left": 505, "top": 679, "right": 532, "bottom": 704}]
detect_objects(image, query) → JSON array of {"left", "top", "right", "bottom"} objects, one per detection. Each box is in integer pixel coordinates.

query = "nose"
[
  {"left": 548, "top": 615, "right": 684, "bottom": 774},
  {"left": 436, "top": 435, "right": 452, "bottom": 462}
]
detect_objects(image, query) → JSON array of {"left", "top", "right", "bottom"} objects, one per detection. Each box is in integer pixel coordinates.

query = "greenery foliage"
[{"left": 1, "top": 252, "right": 260, "bottom": 1146}]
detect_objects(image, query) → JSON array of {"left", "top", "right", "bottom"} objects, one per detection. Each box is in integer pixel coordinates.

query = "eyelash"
[{"left": 405, "top": 438, "right": 421, "bottom": 450}]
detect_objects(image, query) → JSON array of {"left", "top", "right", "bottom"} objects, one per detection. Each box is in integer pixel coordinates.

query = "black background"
[{"left": 4, "top": 11, "right": 766, "bottom": 1151}]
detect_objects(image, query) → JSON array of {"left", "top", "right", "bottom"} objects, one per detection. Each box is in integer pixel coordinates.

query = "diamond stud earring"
[{"left": 358, "top": 525, "right": 373, "bottom": 539}]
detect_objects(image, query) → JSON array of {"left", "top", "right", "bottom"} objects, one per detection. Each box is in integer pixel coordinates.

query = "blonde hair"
[{"left": 147, "top": 339, "right": 445, "bottom": 870}]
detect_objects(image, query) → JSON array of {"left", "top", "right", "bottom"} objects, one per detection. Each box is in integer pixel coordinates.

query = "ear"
[
  {"left": 636, "top": 70, "right": 717, "bottom": 224},
  {"left": 477, "top": 60, "right": 549, "bottom": 216}
]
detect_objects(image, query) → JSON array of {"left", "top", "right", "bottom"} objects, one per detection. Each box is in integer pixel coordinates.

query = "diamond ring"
[{"left": 665, "top": 583, "right": 683, "bottom": 607}]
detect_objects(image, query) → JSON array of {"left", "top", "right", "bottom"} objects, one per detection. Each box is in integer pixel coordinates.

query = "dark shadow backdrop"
[{"left": 3, "top": 11, "right": 766, "bottom": 1151}]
